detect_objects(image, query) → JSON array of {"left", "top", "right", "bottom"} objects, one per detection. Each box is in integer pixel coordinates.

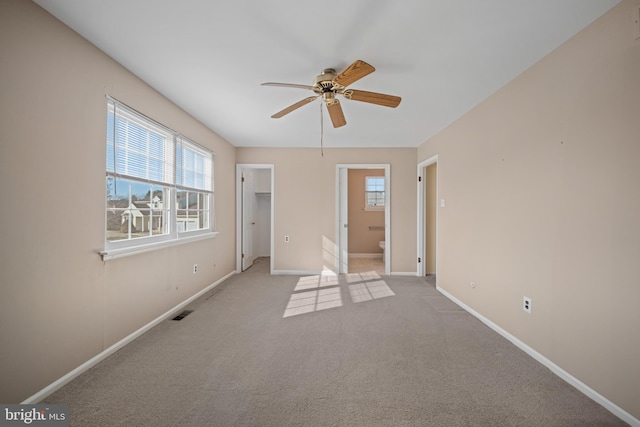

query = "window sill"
[
  {"left": 364, "top": 206, "right": 384, "bottom": 212},
  {"left": 100, "top": 231, "right": 219, "bottom": 261}
]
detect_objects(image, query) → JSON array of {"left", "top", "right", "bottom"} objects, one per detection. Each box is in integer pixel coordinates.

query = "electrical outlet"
[
  {"left": 470, "top": 282, "right": 476, "bottom": 289},
  {"left": 284, "top": 235, "right": 289, "bottom": 243},
  {"left": 193, "top": 264, "right": 198, "bottom": 274},
  {"left": 523, "top": 296, "right": 532, "bottom": 314}
]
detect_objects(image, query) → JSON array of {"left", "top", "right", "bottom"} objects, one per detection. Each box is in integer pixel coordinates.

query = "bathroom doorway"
[{"left": 336, "top": 164, "right": 390, "bottom": 275}]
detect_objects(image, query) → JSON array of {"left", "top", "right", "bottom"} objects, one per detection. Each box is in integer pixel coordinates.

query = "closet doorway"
[{"left": 236, "top": 164, "right": 274, "bottom": 273}]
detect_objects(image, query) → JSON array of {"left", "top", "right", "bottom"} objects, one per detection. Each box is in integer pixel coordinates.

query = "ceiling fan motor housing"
[{"left": 314, "top": 68, "right": 341, "bottom": 93}]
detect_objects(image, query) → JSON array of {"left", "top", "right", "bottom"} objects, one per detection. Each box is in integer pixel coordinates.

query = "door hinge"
[
  {"left": 242, "top": 176, "right": 245, "bottom": 183},
  {"left": 241, "top": 253, "right": 245, "bottom": 258},
  {"left": 418, "top": 257, "right": 421, "bottom": 263},
  {"left": 418, "top": 176, "right": 422, "bottom": 182}
]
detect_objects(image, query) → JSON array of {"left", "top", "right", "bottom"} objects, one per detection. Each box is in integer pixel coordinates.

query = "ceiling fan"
[{"left": 261, "top": 60, "right": 401, "bottom": 128}]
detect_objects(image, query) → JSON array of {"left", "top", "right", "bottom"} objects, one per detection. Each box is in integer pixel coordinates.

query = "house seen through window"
[{"left": 105, "top": 98, "right": 214, "bottom": 254}]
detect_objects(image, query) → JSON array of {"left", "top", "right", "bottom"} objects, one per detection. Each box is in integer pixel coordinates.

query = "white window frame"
[
  {"left": 175, "top": 135, "right": 214, "bottom": 239},
  {"left": 364, "top": 176, "right": 385, "bottom": 211},
  {"left": 102, "top": 98, "right": 216, "bottom": 261}
]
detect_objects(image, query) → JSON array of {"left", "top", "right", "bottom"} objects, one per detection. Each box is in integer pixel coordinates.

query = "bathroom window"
[{"left": 365, "top": 176, "right": 385, "bottom": 211}]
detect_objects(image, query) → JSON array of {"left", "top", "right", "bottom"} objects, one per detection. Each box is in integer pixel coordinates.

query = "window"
[
  {"left": 176, "top": 137, "right": 213, "bottom": 233},
  {"left": 104, "top": 98, "right": 214, "bottom": 257},
  {"left": 365, "top": 176, "right": 385, "bottom": 210}
]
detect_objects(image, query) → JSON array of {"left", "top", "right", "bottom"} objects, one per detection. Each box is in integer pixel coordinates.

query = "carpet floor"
[{"left": 44, "top": 258, "right": 626, "bottom": 426}]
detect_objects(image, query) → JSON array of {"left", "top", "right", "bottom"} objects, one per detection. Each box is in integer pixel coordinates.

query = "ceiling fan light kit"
[{"left": 262, "top": 60, "right": 401, "bottom": 128}]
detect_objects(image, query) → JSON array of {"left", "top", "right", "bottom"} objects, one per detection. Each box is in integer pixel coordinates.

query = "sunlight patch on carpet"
[
  {"left": 345, "top": 271, "right": 381, "bottom": 283},
  {"left": 348, "top": 280, "right": 395, "bottom": 303},
  {"left": 283, "top": 287, "right": 342, "bottom": 318},
  {"left": 294, "top": 273, "right": 340, "bottom": 291}
]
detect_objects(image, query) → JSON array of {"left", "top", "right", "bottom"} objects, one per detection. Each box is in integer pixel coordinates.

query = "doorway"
[
  {"left": 336, "top": 164, "right": 390, "bottom": 275},
  {"left": 417, "top": 156, "right": 438, "bottom": 280},
  {"left": 236, "top": 164, "right": 274, "bottom": 273}
]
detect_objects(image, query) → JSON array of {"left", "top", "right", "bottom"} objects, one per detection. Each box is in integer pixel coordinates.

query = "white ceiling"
[{"left": 34, "top": 0, "right": 619, "bottom": 148}]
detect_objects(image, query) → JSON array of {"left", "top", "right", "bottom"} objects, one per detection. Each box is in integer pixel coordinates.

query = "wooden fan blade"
[
  {"left": 326, "top": 100, "right": 347, "bottom": 128},
  {"left": 271, "top": 96, "right": 319, "bottom": 118},
  {"left": 333, "top": 60, "right": 375, "bottom": 87},
  {"left": 261, "top": 82, "right": 316, "bottom": 91},
  {"left": 343, "top": 89, "right": 401, "bottom": 108}
]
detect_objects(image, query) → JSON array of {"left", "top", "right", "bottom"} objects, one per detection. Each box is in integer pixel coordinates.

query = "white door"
[
  {"left": 242, "top": 170, "right": 255, "bottom": 271},
  {"left": 417, "top": 156, "right": 438, "bottom": 279},
  {"left": 338, "top": 167, "right": 349, "bottom": 274}
]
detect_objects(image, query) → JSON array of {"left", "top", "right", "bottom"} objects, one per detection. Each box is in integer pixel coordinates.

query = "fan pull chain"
[{"left": 320, "top": 102, "right": 324, "bottom": 157}]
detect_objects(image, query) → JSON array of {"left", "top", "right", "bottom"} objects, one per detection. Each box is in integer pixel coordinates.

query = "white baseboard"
[
  {"left": 348, "top": 253, "right": 383, "bottom": 259},
  {"left": 271, "top": 269, "right": 323, "bottom": 275},
  {"left": 391, "top": 272, "right": 418, "bottom": 276},
  {"left": 274, "top": 269, "right": 417, "bottom": 277},
  {"left": 436, "top": 286, "right": 640, "bottom": 427},
  {"left": 23, "top": 270, "right": 236, "bottom": 404},
  {"left": 273, "top": 268, "right": 414, "bottom": 277}
]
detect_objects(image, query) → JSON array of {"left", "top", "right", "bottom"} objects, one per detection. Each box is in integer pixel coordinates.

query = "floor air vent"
[{"left": 172, "top": 310, "right": 193, "bottom": 321}]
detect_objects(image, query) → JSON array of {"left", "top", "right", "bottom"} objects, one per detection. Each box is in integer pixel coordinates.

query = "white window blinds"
[
  {"left": 106, "top": 100, "right": 174, "bottom": 186},
  {"left": 176, "top": 136, "right": 213, "bottom": 193}
]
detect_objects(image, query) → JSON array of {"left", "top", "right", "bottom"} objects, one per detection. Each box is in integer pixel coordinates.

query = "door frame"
[
  {"left": 241, "top": 167, "right": 256, "bottom": 271},
  {"left": 236, "top": 164, "right": 274, "bottom": 274},
  {"left": 417, "top": 155, "right": 438, "bottom": 279},
  {"left": 336, "top": 164, "right": 391, "bottom": 275}
]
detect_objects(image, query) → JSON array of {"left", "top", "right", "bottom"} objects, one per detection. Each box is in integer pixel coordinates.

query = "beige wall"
[
  {"left": 425, "top": 163, "right": 437, "bottom": 273},
  {"left": 348, "top": 169, "right": 385, "bottom": 254},
  {"left": 236, "top": 148, "right": 417, "bottom": 274},
  {"left": 418, "top": 0, "right": 640, "bottom": 419},
  {"left": 0, "top": 1, "right": 236, "bottom": 403}
]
